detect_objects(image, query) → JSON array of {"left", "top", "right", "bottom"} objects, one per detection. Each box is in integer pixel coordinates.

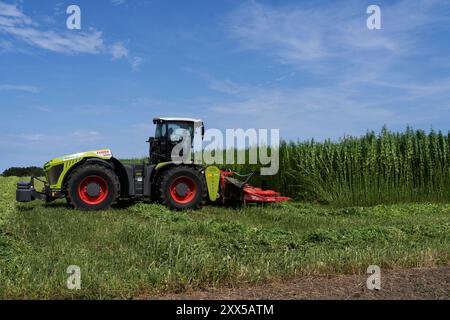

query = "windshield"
[
  {"left": 155, "top": 122, "right": 194, "bottom": 141},
  {"left": 167, "top": 122, "right": 194, "bottom": 142}
]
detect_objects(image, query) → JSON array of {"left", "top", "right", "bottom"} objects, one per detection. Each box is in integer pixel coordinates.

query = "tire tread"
[{"left": 66, "top": 163, "right": 120, "bottom": 210}]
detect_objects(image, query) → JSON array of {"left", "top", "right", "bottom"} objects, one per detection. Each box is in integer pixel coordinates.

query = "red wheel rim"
[
  {"left": 77, "top": 176, "right": 109, "bottom": 205},
  {"left": 169, "top": 176, "right": 197, "bottom": 204}
]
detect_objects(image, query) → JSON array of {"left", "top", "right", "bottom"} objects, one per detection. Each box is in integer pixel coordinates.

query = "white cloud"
[
  {"left": 71, "top": 105, "right": 124, "bottom": 116},
  {"left": 73, "top": 130, "right": 103, "bottom": 142},
  {"left": 0, "top": 84, "right": 39, "bottom": 93},
  {"left": 225, "top": 0, "right": 445, "bottom": 72},
  {"left": 5, "top": 27, "right": 104, "bottom": 54},
  {"left": 0, "top": 2, "right": 32, "bottom": 24},
  {"left": 0, "top": 39, "right": 12, "bottom": 52},
  {"left": 200, "top": 71, "right": 450, "bottom": 140},
  {"left": 209, "top": 79, "right": 247, "bottom": 95},
  {"left": 208, "top": 79, "right": 393, "bottom": 120},
  {"left": 10, "top": 133, "right": 46, "bottom": 141},
  {"left": 0, "top": 1, "right": 139, "bottom": 68},
  {"left": 226, "top": 2, "right": 328, "bottom": 64},
  {"left": 0, "top": 2, "right": 102, "bottom": 54},
  {"left": 110, "top": 42, "right": 129, "bottom": 60},
  {"left": 130, "top": 56, "right": 143, "bottom": 70},
  {"left": 110, "top": 0, "right": 127, "bottom": 6},
  {"left": 110, "top": 42, "right": 143, "bottom": 70},
  {"left": 33, "top": 106, "right": 51, "bottom": 112},
  {"left": 54, "top": 2, "right": 65, "bottom": 16}
]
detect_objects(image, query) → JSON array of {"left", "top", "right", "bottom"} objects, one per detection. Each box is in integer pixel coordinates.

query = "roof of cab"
[{"left": 153, "top": 117, "right": 203, "bottom": 123}]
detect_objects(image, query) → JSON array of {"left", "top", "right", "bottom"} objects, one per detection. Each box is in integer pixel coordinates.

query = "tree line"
[{"left": 1, "top": 167, "right": 44, "bottom": 177}]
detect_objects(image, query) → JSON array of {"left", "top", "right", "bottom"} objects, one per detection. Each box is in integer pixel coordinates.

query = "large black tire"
[
  {"left": 159, "top": 166, "right": 206, "bottom": 210},
  {"left": 66, "top": 164, "right": 120, "bottom": 211}
]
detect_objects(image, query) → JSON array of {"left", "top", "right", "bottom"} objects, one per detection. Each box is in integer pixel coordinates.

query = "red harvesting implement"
[{"left": 219, "top": 171, "right": 290, "bottom": 206}]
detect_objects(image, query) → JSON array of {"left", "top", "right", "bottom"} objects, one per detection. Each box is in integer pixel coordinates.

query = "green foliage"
[
  {"left": 225, "top": 127, "right": 450, "bottom": 206},
  {"left": 2, "top": 166, "right": 43, "bottom": 177}
]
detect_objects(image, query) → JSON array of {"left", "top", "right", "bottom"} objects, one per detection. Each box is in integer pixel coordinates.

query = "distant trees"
[{"left": 1, "top": 167, "right": 44, "bottom": 177}]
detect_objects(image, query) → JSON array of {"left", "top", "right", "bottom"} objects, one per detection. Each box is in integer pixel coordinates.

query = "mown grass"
[{"left": 0, "top": 177, "right": 449, "bottom": 299}]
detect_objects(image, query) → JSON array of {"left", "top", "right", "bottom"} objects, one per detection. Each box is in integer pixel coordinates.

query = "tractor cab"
[{"left": 149, "top": 117, "right": 204, "bottom": 164}]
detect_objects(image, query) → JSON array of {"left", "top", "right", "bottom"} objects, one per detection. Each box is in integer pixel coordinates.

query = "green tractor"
[{"left": 16, "top": 117, "right": 288, "bottom": 210}]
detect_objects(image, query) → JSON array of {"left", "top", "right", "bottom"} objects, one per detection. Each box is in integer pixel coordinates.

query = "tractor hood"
[
  {"left": 43, "top": 149, "right": 113, "bottom": 172},
  {"left": 41, "top": 149, "right": 114, "bottom": 189}
]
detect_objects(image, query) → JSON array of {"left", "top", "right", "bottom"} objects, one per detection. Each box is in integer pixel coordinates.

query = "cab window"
[
  {"left": 155, "top": 123, "right": 167, "bottom": 138},
  {"left": 167, "top": 122, "right": 194, "bottom": 142}
]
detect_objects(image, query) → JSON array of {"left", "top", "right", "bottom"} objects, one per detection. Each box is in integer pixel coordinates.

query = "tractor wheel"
[
  {"left": 159, "top": 166, "right": 206, "bottom": 210},
  {"left": 66, "top": 164, "right": 120, "bottom": 211}
]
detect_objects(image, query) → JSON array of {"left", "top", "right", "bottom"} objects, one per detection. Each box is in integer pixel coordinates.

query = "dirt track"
[{"left": 152, "top": 267, "right": 450, "bottom": 300}]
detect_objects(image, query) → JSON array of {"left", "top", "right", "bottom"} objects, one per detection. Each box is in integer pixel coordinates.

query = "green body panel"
[
  {"left": 43, "top": 152, "right": 220, "bottom": 202},
  {"left": 205, "top": 166, "right": 221, "bottom": 202},
  {"left": 155, "top": 161, "right": 173, "bottom": 170},
  {"left": 155, "top": 162, "right": 220, "bottom": 201},
  {"left": 43, "top": 149, "right": 113, "bottom": 189}
]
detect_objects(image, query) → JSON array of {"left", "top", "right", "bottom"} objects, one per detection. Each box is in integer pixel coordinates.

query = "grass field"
[{"left": 0, "top": 176, "right": 449, "bottom": 299}]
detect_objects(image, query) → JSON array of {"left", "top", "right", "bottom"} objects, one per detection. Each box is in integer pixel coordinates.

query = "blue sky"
[{"left": 1, "top": 0, "right": 450, "bottom": 171}]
